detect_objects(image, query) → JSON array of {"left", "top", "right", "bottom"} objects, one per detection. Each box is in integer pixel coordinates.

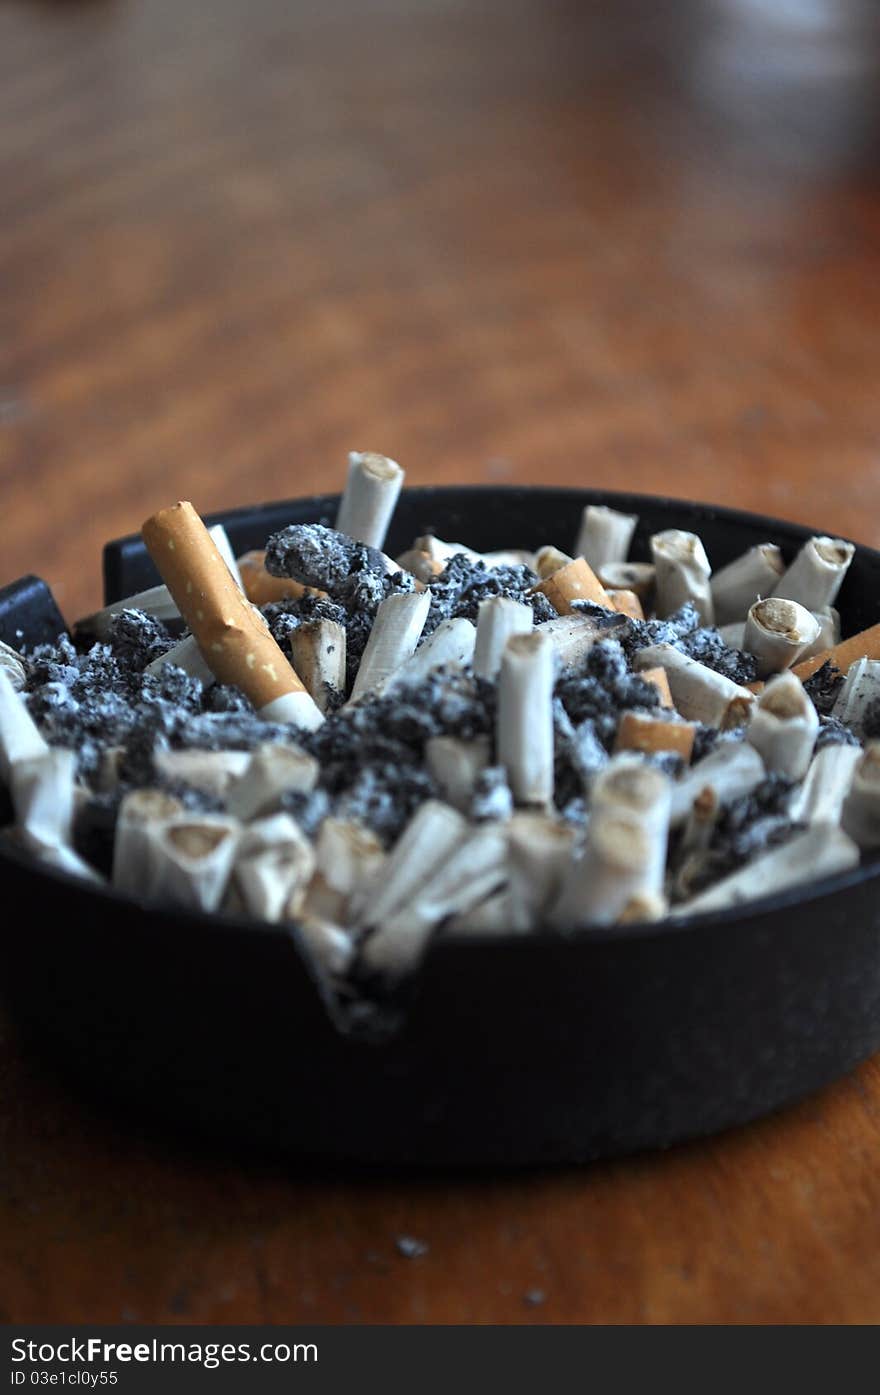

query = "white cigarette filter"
[
  {"left": 551, "top": 807, "right": 660, "bottom": 928},
  {"left": 225, "top": 741, "right": 319, "bottom": 822},
  {"left": 575, "top": 505, "right": 638, "bottom": 572},
  {"left": 669, "top": 741, "right": 765, "bottom": 827},
  {"left": 145, "top": 633, "right": 215, "bottom": 685},
  {"left": 672, "top": 824, "right": 860, "bottom": 917},
  {"left": 349, "top": 589, "right": 431, "bottom": 702},
  {"left": 0, "top": 639, "right": 26, "bottom": 691},
  {"left": 746, "top": 671, "right": 819, "bottom": 780},
  {"left": 789, "top": 743, "right": 862, "bottom": 827},
  {"left": 379, "top": 617, "right": 476, "bottom": 694},
  {"left": 497, "top": 630, "right": 555, "bottom": 806},
  {"left": 292, "top": 915, "right": 356, "bottom": 978},
  {"left": 635, "top": 644, "right": 755, "bottom": 728},
  {"left": 112, "top": 789, "right": 186, "bottom": 897},
  {"left": 590, "top": 753, "right": 672, "bottom": 885},
  {"left": 772, "top": 536, "right": 855, "bottom": 612},
  {"left": 710, "top": 543, "right": 785, "bottom": 625},
  {"left": 361, "top": 822, "right": 508, "bottom": 976},
  {"left": 232, "top": 813, "right": 316, "bottom": 922},
  {"left": 11, "top": 746, "right": 77, "bottom": 855},
  {"left": 354, "top": 799, "right": 468, "bottom": 928},
  {"left": 148, "top": 814, "right": 241, "bottom": 913},
  {"left": 152, "top": 746, "right": 252, "bottom": 798},
  {"left": 473, "top": 596, "right": 533, "bottom": 680},
  {"left": 290, "top": 619, "right": 346, "bottom": 712},
  {"left": 842, "top": 744, "right": 880, "bottom": 849},
  {"left": 0, "top": 669, "right": 48, "bottom": 783},
  {"left": 597, "top": 561, "right": 656, "bottom": 604},
  {"left": 650, "top": 529, "right": 714, "bottom": 625},
  {"left": 832, "top": 657, "right": 880, "bottom": 741},
  {"left": 425, "top": 734, "right": 491, "bottom": 812},
  {"left": 335, "top": 451, "right": 405, "bottom": 551},
  {"left": 742, "top": 597, "right": 820, "bottom": 678},
  {"left": 304, "top": 817, "right": 386, "bottom": 925},
  {"left": 505, "top": 812, "right": 578, "bottom": 931},
  {"left": 539, "top": 614, "right": 610, "bottom": 670}
]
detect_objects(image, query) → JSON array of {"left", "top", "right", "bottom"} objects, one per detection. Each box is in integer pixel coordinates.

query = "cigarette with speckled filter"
[{"left": 142, "top": 501, "right": 324, "bottom": 730}]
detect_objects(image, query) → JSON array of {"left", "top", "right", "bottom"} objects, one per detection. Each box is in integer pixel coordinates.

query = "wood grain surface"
[{"left": 2, "top": 0, "right": 880, "bottom": 1324}]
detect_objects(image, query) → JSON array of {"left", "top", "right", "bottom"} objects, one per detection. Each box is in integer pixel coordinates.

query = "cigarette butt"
[
  {"left": 396, "top": 548, "right": 446, "bottom": 582},
  {"left": 639, "top": 666, "right": 674, "bottom": 708},
  {"left": 791, "top": 621, "right": 880, "bottom": 683},
  {"left": 532, "top": 556, "right": 610, "bottom": 615},
  {"left": 607, "top": 588, "right": 644, "bottom": 621},
  {"left": 534, "top": 545, "right": 574, "bottom": 580},
  {"left": 142, "top": 503, "right": 322, "bottom": 724},
  {"left": 335, "top": 450, "right": 404, "bottom": 551},
  {"left": 597, "top": 562, "right": 656, "bottom": 603},
  {"left": 237, "top": 550, "right": 324, "bottom": 605},
  {"left": 616, "top": 710, "right": 696, "bottom": 761}
]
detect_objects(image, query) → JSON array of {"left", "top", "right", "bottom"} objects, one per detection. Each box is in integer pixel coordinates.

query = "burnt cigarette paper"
[
  {"left": 841, "top": 743, "right": 880, "bottom": 848},
  {"left": 148, "top": 814, "right": 240, "bottom": 912},
  {"left": 575, "top": 505, "right": 638, "bottom": 572},
  {"left": 773, "top": 536, "right": 854, "bottom": 612},
  {"left": 743, "top": 598, "right": 820, "bottom": 678},
  {"left": 635, "top": 644, "right": 755, "bottom": 728},
  {"left": 497, "top": 630, "right": 555, "bottom": 806},
  {"left": 746, "top": 672, "right": 819, "bottom": 780},
  {"left": 831, "top": 658, "right": 880, "bottom": 741},
  {"left": 0, "top": 669, "right": 48, "bottom": 783},
  {"left": 473, "top": 596, "right": 533, "bottom": 679},
  {"left": 672, "top": 824, "right": 859, "bottom": 916},
  {"left": 349, "top": 589, "right": 430, "bottom": 701},
  {"left": 232, "top": 813, "right": 315, "bottom": 922},
  {"left": 710, "top": 543, "right": 785, "bottom": 625},
  {"left": 650, "top": 530, "right": 714, "bottom": 625},
  {"left": 335, "top": 451, "right": 404, "bottom": 551}
]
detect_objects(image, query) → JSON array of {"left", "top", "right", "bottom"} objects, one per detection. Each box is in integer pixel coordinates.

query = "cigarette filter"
[
  {"left": 354, "top": 799, "right": 467, "bottom": 928},
  {"left": 539, "top": 614, "right": 613, "bottom": 670},
  {"left": 425, "top": 734, "right": 491, "bottom": 812},
  {"left": 746, "top": 671, "right": 819, "bottom": 780},
  {"left": 638, "top": 665, "right": 674, "bottom": 708},
  {"left": 292, "top": 915, "right": 355, "bottom": 978},
  {"left": 616, "top": 709, "right": 696, "bottom": 762},
  {"left": 742, "top": 597, "right": 820, "bottom": 678},
  {"left": 650, "top": 529, "right": 714, "bottom": 625},
  {"left": 789, "top": 743, "right": 862, "bottom": 827},
  {"left": 597, "top": 561, "right": 656, "bottom": 605},
  {"left": 149, "top": 814, "right": 241, "bottom": 913},
  {"left": 226, "top": 742, "right": 319, "bottom": 822},
  {"left": 237, "top": 550, "right": 324, "bottom": 605},
  {"left": 473, "top": 596, "right": 533, "bottom": 680},
  {"left": 635, "top": 644, "right": 755, "bottom": 728},
  {"left": 669, "top": 741, "right": 765, "bottom": 827},
  {"left": 497, "top": 630, "right": 555, "bottom": 806},
  {"left": 305, "top": 818, "right": 386, "bottom": 926},
  {"left": 349, "top": 589, "right": 431, "bottom": 701},
  {"left": 232, "top": 813, "right": 316, "bottom": 922},
  {"left": 142, "top": 501, "right": 324, "bottom": 730},
  {"left": 551, "top": 808, "right": 660, "bottom": 928},
  {"left": 710, "top": 543, "right": 785, "bottom": 625},
  {"left": 532, "top": 556, "right": 610, "bottom": 615},
  {"left": 773, "top": 536, "right": 854, "bottom": 613},
  {"left": 534, "top": 545, "right": 574, "bottom": 580},
  {"left": 11, "top": 747, "right": 76, "bottom": 855},
  {"left": 335, "top": 451, "right": 404, "bottom": 551},
  {"left": 574, "top": 505, "right": 638, "bottom": 572},
  {"left": 112, "top": 788, "right": 186, "bottom": 897},
  {"left": 0, "top": 639, "right": 26, "bottom": 691},
  {"left": 379, "top": 617, "right": 476, "bottom": 693},
  {"left": 504, "top": 812, "right": 577, "bottom": 932},
  {"left": 606, "top": 588, "right": 645, "bottom": 621},
  {"left": 152, "top": 747, "right": 252, "bottom": 798}
]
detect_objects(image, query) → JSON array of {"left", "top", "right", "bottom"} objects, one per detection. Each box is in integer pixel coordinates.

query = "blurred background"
[
  {"left": 2, "top": 0, "right": 880, "bottom": 614},
  {"left": 3, "top": 0, "right": 880, "bottom": 1326}
]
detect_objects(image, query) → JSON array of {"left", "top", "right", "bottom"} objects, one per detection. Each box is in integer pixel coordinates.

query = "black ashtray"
[{"left": 1, "top": 486, "right": 879, "bottom": 1168}]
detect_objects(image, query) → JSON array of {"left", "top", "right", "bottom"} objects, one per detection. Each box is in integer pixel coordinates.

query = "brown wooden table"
[{"left": 2, "top": 0, "right": 880, "bottom": 1325}]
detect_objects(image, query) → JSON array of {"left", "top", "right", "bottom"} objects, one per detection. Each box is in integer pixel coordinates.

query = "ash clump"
[
  {"left": 815, "top": 714, "right": 861, "bottom": 750},
  {"left": 675, "top": 774, "right": 799, "bottom": 898},
  {"left": 677, "top": 627, "right": 759, "bottom": 685},
  {"left": 803, "top": 661, "right": 845, "bottom": 716},
  {"left": 420, "top": 555, "right": 553, "bottom": 638},
  {"left": 471, "top": 767, "right": 513, "bottom": 822},
  {"left": 264, "top": 523, "right": 392, "bottom": 594},
  {"left": 554, "top": 639, "right": 661, "bottom": 749},
  {"left": 106, "top": 609, "right": 175, "bottom": 673}
]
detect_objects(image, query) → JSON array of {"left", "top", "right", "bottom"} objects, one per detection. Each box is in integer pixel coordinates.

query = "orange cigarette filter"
[
  {"left": 237, "top": 550, "right": 324, "bottom": 605},
  {"left": 791, "top": 621, "right": 880, "bottom": 683},
  {"left": 532, "top": 557, "right": 610, "bottom": 616},
  {"left": 142, "top": 503, "right": 310, "bottom": 711},
  {"left": 607, "top": 588, "right": 645, "bottom": 621},
  {"left": 616, "top": 710, "right": 696, "bottom": 762},
  {"left": 639, "top": 666, "right": 674, "bottom": 708}
]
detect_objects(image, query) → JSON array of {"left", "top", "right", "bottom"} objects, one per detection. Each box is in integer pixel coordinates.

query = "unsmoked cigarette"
[
  {"left": 532, "top": 556, "right": 611, "bottom": 615},
  {"left": 335, "top": 451, "right": 404, "bottom": 550},
  {"left": 142, "top": 501, "right": 323, "bottom": 729},
  {"left": 574, "top": 505, "right": 638, "bottom": 572},
  {"left": 497, "top": 630, "right": 555, "bottom": 806},
  {"left": 616, "top": 709, "right": 696, "bottom": 761}
]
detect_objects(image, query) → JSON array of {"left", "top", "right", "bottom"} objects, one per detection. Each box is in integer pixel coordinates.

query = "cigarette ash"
[
  {"left": 671, "top": 774, "right": 800, "bottom": 900},
  {"left": 419, "top": 554, "right": 554, "bottom": 637},
  {"left": 471, "top": 767, "right": 514, "bottom": 822},
  {"left": 803, "top": 662, "right": 845, "bottom": 717},
  {"left": 553, "top": 640, "right": 661, "bottom": 749},
  {"left": 265, "top": 523, "right": 393, "bottom": 594},
  {"left": 691, "top": 725, "right": 747, "bottom": 764},
  {"left": 815, "top": 715, "right": 861, "bottom": 750}
]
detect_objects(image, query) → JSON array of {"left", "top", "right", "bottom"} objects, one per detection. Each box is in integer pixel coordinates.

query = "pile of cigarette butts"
[{"left": 2, "top": 451, "right": 879, "bottom": 993}]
